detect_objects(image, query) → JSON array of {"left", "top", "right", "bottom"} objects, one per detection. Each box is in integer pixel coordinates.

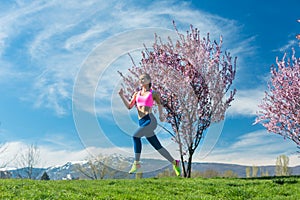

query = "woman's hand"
[{"left": 119, "top": 89, "right": 137, "bottom": 110}]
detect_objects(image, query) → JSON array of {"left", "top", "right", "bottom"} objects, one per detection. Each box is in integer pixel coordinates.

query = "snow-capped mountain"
[
  {"left": 1, "top": 155, "right": 300, "bottom": 180},
  {"left": 46, "top": 161, "right": 88, "bottom": 180}
]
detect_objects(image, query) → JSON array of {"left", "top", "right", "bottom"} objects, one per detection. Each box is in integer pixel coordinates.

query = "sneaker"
[
  {"left": 129, "top": 161, "right": 141, "bottom": 174},
  {"left": 173, "top": 160, "right": 181, "bottom": 176}
]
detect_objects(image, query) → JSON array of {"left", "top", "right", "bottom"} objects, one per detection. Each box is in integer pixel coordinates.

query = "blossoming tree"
[
  {"left": 256, "top": 50, "right": 300, "bottom": 148},
  {"left": 119, "top": 22, "right": 236, "bottom": 177}
]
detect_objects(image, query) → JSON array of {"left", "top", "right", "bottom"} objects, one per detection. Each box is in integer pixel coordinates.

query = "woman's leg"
[
  {"left": 146, "top": 135, "right": 174, "bottom": 163},
  {"left": 129, "top": 118, "right": 152, "bottom": 173},
  {"left": 133, "top": 137, "right": 141, "bottom": 162},
  {"left": 128, "top": 136, "right": 142, "bottom": 174},
  {"left": 147, "top": 135, "right": 181, "bottom": 176},
  {"left": 132, "top": 114, "right": 154, "bottom": 162},
  {"left": 132, "top": 125, "right": 147, "bottom": 162},
  {"left": 131, "top": 114, "right": 181, "bottom": 175}
]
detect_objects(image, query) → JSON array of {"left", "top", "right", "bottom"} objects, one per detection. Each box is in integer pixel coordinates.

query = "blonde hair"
[{"left": 139, "top": 73, "right": 151, "bottom": 81}]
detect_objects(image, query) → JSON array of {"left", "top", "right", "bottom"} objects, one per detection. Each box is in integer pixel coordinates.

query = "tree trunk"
[
  {"left": 180, "top": 154, "right": 187, "bottom": 177},
  {"left": 187, "top": 150, "right": 193, "bottom": 178}
]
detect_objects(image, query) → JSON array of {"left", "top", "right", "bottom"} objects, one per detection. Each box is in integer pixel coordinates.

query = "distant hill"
[
  {"left": 1, "top": 157, "right": 300, "bottom": 180},
  {"left": 191, "top": 162, "right": 300, "bottom": 177}
]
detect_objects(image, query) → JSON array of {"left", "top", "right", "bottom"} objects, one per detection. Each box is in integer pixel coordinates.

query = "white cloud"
[
  {"left": 0, "top": 1, "right": 112, "bottom": 115},
  {"left": 227, "top": 88, "right": 264, "bottom": 116},
  {"left": 0, "top": 141, "right": 86, "bottom": 168},
  {"left": 228, "top": 35, "right": 257, "bottom": 57},
  {"left": 0, "top": 63, "right": 13, "bottom": 81},
  {"left": 1, "top": 0, "right": 252, "bottom": 116},
  {"left": 64, "top": 25, "right": 107, "bottom": 51},
  {"left": 0, "top": 61, "right": 28, "bottom": 85},
  {"left": 31, "top": 69, "right": 73, "bottom": 116},
  {"left": 273, "top": 40, "right": 298, "bottom": 53},
  {"left": 0, "top": 1, "right": 57, "bottom": 56},
  {"left": 200, "top": 130, "right": 300, "bottom": 167},
  {"left": 0, "top": 32, "right": 7, "bottom": 56}
]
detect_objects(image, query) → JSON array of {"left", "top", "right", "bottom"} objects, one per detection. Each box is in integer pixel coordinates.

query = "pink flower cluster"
[{"left": 256, "top": 50, "right": 300, "bottom": 146}]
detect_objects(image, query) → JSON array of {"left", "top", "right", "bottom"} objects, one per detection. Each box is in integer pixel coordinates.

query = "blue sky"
[{"left": 0, "top": 0, "right": 300, "bottom": 168}]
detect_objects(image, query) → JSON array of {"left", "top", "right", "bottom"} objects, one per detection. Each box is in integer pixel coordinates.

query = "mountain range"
[{"left": 1, "top": 155, "right": 299, "bottom": 180}]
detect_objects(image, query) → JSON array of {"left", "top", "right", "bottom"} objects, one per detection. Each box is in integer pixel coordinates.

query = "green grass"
[{"left": 0, "top": 176, "right": 299, "bottom": 200}]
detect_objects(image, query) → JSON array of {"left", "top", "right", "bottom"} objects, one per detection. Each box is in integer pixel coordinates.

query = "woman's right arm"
[{"left": 119, "top": 88, "right": 137, "bottom": 109}]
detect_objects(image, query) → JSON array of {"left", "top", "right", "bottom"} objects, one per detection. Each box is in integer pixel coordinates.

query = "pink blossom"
[{"left": 256, "top": 50, "right": 300, "bottom": 146}]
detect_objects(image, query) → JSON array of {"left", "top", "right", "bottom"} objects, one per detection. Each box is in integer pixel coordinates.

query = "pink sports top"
[{"left": 136, "top": 90, "right": 154, "bottom": 107}]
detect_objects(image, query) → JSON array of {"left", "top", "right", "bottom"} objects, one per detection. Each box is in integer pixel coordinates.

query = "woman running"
[{"left": 118, "top": 73, "right": 181, "bottom": 176}]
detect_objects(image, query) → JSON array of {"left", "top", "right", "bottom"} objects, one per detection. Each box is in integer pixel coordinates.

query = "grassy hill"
[{"left": 1, "top": 176, "right": 299, "bottom": 199}]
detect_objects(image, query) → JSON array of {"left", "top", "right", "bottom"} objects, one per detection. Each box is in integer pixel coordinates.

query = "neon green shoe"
[
  {"left": 173, "top": 160, "right": 181, "bottom": 176},
  {"left": 129, "top": 161, "right": 141, "bottom": 174}
]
